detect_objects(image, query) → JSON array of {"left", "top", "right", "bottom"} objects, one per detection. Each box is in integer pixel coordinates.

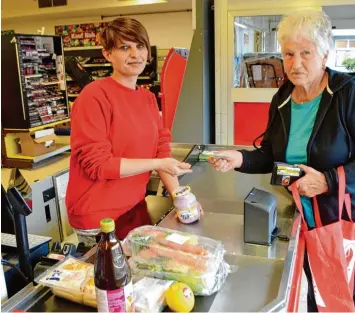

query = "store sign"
[{"left": 54, "top": 23, "right": 108, "bottom": 47}]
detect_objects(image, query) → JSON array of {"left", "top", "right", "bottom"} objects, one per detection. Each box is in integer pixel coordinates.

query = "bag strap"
[
  {"left": 312, "top": 197, "right": 323, "bottom": 228},
  {"left": 290, "top": 184, "right": 308, "bottom": 229},
  {"left": 338, "top": 166, "right": 353, "bottom": 222}
]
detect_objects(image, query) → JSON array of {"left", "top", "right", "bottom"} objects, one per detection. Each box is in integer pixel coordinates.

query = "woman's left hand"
[{"left": 288, "top": 164, "right": 328, "bottom": 197}]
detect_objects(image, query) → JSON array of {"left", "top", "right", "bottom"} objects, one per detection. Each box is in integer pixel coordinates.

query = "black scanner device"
[{"left": 244, "top": 188, "right": 278, "bottom": 246}]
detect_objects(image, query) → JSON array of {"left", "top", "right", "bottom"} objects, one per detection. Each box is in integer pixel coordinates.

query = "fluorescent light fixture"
[{"left": 234, "top": 22, "right": 247, "bottom": 29}]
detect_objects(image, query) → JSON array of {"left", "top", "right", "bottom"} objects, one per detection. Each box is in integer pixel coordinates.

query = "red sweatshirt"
[{"left": 66, "top": 77, "right": 172, "bottom": 229}]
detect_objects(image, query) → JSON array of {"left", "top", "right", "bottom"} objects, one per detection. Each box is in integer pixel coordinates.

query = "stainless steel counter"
[
  {"left": 2, "top": 144, "right": 301, "bottom": 312},
  {"left": 157, "top": 144, "right": 301, "bottom": 312}
]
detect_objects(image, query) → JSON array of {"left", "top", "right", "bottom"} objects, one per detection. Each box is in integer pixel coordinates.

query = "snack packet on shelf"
[{"left": 125, "top": 226, "right": 233, "bottom": 296}]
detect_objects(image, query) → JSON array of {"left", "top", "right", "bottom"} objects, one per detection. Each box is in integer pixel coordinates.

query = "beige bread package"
[
  {"left": 36, "top": 256, "right": 94, "bottom": 306},
  {"left": 82, "top": 268, "right": 96, "bottom": 308}
]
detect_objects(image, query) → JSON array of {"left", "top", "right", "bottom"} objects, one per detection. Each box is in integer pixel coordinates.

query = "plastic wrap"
[
  {"left": 36, "top": 256, "right": 173, "bottom": 310},
  {"left": 35, "top": 256, "right": 95, "bottom": 307},
  {"left": 134, "top": 277, "right": 173, "bottom": 312},
  {"left": 126, "top": 226, "right": 232, "bottom": 296}
]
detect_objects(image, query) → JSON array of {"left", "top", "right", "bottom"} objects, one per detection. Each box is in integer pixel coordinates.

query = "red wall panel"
[{"left": 234, "top": 102, "right": 270, "bottom": 146}]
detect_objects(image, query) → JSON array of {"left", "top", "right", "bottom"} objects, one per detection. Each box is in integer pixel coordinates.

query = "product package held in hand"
[{"left": 125, "top": 225, "right": 234, "bottom": 296}]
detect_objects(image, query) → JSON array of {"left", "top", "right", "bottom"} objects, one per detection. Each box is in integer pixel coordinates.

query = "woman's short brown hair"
[{"left": 100, "top": 17, "right": 151, "bottom": 60}]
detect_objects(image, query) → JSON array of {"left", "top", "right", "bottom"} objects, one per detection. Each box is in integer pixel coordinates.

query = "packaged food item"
[
  {"left": 172, "top": 186, "right": 201, "bottom": 224},
  {"left": 36, "top": 256, "right": 93, "bottom": 305},
  {"left": 82, "top": 267, "right": 96, "bottom": 308},
  {"left": 126, "top": 226, "right": 232, "bottom": 295},
  {"left": 37, "top": 254, "right": 194, "bottom": 309},
  {"left": 134, "top": 277, "right": 173, "bottom": 312}
]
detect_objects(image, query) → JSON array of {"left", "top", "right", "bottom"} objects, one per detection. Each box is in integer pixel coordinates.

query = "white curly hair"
[{"left": 277, "top": 10, "right": 333, "bottom": 57}]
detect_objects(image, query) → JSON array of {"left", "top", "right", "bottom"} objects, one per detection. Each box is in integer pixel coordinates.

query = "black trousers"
[{"left": 303, "top": 250, "right": 355, "bottom": 312}]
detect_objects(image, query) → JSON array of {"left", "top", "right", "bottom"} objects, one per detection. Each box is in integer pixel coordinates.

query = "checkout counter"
[{"left": 1, "top": 143, "right": 302, "bottom": 312}]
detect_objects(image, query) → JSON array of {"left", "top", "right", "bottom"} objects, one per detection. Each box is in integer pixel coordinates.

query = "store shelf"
[
  {"left": 4, "top": 118, "right": 71, "bottom": 133},
  {"left": 68, "top": 94, "right": 79, "bottom": 97},
  {"left": 20, "top": 42, "right": 36, "bottom": 46},
  {"left": 64, "top": 46, "right": 103, "bottom": 51},
  {"left": 40, "top": 81, "right": 61, "bottom": 86},
  {"left": 82, "top": 63, "right": 112, "bottom": 67},
  {"left": 7, "top": 144, "right": 71, "bottom": 163},
  {"left": 24, "top": 74, "right": 42, "bottom": 78}
]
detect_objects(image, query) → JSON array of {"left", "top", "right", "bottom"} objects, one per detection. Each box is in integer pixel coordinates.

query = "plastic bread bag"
[
  {"left": 134, "top": 277, "right": 173, "bottom": 312},
  {"left": 83, "top": 275, "right": 174, "bottom": 311},
  {"left": 125, "top": 226, "right": 234, "bottom": 295},
  {"left": 35, "top": 256, "right": 93, "bottom": 305},
  {"left": 82, "top": 267, "right": 96, "bottom": 308},
  {"left": 79, "top": 273, "right": 174, "bottom": 310},
  {"left": 129, "top": 256, "right": 231, "bottom": 296}
]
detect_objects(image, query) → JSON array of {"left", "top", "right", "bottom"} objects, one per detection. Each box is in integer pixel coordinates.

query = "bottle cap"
[{"left": 100, "top": 218, "right": 115, "bottom": 233}]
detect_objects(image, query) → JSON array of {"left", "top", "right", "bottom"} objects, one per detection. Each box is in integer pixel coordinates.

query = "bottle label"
[
  {"left": 96, "top": 282, "right": 134, "bottom": 312},
  {"left": 177, "top": 205, "right": 200, "bottom": 223}
]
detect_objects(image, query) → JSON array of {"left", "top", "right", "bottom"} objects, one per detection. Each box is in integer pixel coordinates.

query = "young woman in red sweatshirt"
[{"left": 66, "top": 17, "right": 195, "bottom": 244}]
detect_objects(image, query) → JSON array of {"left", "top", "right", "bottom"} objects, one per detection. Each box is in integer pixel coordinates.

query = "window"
[
  {"left": 328, "top": 33, "right": 355, "bottom": 72},
  {"left": 233, "top": 15, "right": 286, "bottom": 88}
]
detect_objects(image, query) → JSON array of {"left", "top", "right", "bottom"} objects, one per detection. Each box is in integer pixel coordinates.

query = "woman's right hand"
[
  {"left": 156, "top": 158, "right": 193, "bottom": 176},
  {"left": 208, "top": 150, "right": 243, "bottom": 172}
]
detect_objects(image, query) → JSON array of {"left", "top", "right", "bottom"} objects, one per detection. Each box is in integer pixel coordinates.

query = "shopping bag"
[{"left": 290, "top": 166, "right": 355, "bottom": 312}]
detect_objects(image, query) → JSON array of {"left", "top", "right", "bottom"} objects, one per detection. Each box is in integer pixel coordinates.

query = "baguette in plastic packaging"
[{"left": 125, "top": 226, "right": 233, "bottom": 296}]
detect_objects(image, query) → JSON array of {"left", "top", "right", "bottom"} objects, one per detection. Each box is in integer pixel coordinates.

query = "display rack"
[
  {"left": 1, "top": 34, "right": 71, "bottom": 168},
  {"left": 2, "top": 34, "right": 70, "bottom": 129}
]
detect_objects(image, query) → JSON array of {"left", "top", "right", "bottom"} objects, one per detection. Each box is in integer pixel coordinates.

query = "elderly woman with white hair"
[{"left": 210, "top": 10, "right": 355, "bottom": 311}]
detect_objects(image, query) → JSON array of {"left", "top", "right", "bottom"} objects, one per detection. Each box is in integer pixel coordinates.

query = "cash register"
[{"left": 1, "top": 186, "right": 90, "bottom": 299}]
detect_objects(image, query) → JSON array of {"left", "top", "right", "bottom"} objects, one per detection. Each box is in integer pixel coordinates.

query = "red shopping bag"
[{"left": 291, "top": 166, "right": 355, "bottom": 312}]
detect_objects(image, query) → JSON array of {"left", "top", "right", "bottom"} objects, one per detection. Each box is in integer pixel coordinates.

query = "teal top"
[{"left": 286, "top": 93, "right": 323, "bottom": 228}]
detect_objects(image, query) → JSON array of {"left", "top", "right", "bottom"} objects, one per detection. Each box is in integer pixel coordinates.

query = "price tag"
[{"left": 165, "top": 233, "right": 189, "bottom": 245}]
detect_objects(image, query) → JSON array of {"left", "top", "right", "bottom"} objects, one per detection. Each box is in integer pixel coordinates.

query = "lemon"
[{"left": 165, "top": 282, "right": 195, "bottom": 312}]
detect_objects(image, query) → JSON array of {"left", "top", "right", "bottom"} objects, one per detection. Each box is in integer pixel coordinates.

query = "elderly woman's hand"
[
  {"left": 288, "top": 164, "right": 328, "bottom": 197},
  {"left": 208, "top": 150, "right": 243, "bottom": 172}
]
